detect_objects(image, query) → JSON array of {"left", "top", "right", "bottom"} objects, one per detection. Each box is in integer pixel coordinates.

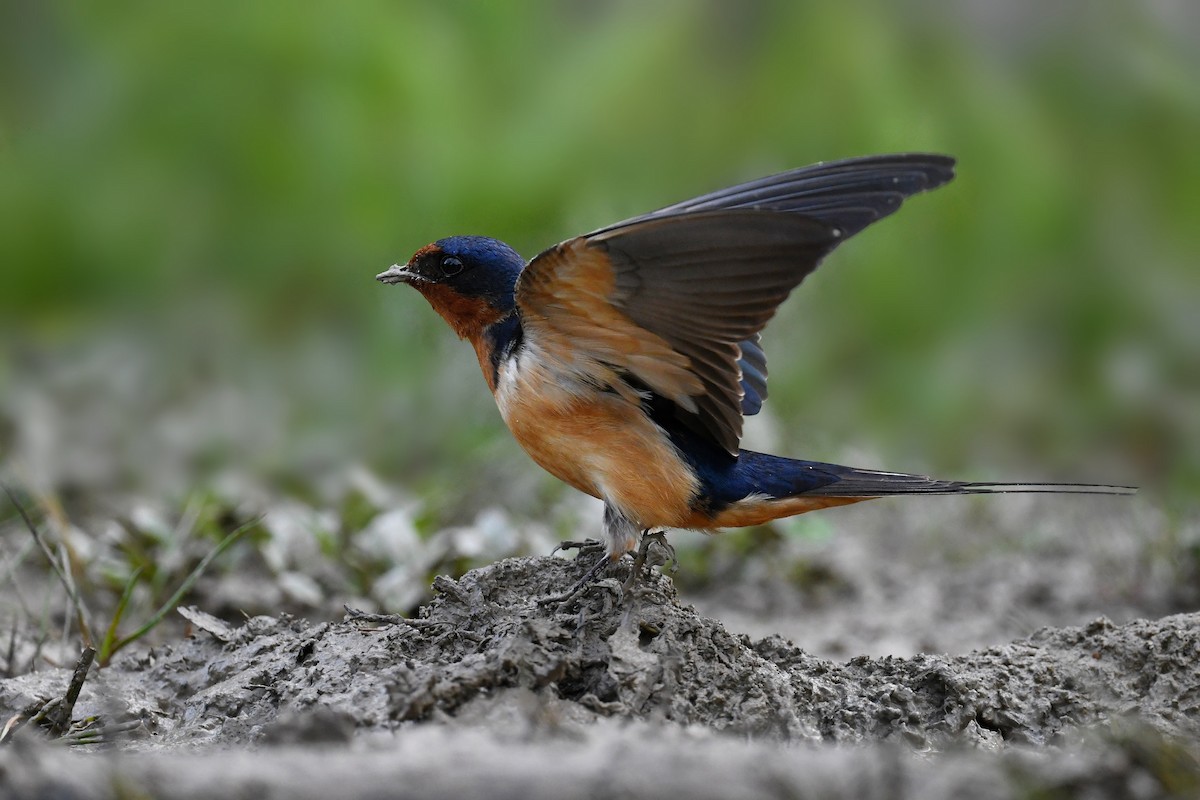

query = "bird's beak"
[{"left": 376, "top": 263, "right": 418, "bottom": 285}]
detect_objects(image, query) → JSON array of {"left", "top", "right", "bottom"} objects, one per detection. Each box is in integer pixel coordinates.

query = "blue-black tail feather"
[
  {"left": 736, "top": 452, "right": 1136, "bottom": 501},
  {"left": 654, "top": 410, "right": 1135, "bottom": 518}
]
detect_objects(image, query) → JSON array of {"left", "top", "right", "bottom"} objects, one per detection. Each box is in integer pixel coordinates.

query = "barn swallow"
[{"left": 377, "top": 154, "right": 1133, "bottom": 565}]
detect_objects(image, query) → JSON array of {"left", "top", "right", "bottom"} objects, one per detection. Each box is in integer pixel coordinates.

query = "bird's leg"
[
  {"left": 601, "top": 501, "right": 641, "bottom": 558},
  {"left": 622, "top": 529, "right": 677, "bottom": 593},
  {"left": 538, "top": 502, "right": 637, "bottom": 606}
]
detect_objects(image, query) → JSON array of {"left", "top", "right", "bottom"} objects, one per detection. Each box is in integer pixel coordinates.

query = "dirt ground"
[{"left": 2, "top": 494, "right": 1200, "bottom": 799}]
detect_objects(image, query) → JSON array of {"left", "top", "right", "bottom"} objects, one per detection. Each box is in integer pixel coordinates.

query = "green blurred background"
[{"left": 1, "top": 0, "right": 1197, "bottom": 527}]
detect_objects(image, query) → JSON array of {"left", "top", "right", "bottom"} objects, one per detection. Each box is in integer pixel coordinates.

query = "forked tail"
[
  {"left": 798, "top": 464, "right": 1137, "bottom": 498},
  {"left": 694, "top": 452, "right": 1134, "bottom": 529}
]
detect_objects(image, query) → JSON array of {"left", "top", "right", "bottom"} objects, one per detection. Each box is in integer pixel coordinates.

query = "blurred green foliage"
[{"left": 1, "top": 0, "right": 1197, "bottom": 521}]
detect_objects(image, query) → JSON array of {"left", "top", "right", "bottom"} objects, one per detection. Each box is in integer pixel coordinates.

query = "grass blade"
[
  {"left": 103, "top": 517, "right": 259, "bottom": 662},
  {"left": 98, "top": 566, "right": 145, "bottom": 665}
]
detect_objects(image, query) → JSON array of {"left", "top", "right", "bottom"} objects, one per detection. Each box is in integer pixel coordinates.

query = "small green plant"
[
  {"left": 2, "top": 482, "right": 257, "bottom": 668},
  {"left": 94, "top": 518, "right": 255, "bottom": 666}
]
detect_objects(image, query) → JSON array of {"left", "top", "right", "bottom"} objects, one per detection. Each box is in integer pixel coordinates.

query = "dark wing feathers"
[
  {"left": 517, "top": 153, "right": 955, "bottom": 454},
  {"left": 737, "top": 335, "right": 768, "bottom": 415},
  {"left": 591, "top": 211, "right": 837, "bottom": 452},
  {"left": 596, "top": 153, "right": 956, "bottom": 239}
]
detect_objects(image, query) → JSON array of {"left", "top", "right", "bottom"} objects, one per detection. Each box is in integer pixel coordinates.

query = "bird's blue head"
[{"left": 377, "top": 236, "right": 525, "bottom": 338}]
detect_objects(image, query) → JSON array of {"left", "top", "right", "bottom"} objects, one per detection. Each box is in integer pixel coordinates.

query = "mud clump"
[
  {"left": 3, "top": 553, "right": 1198, "bottom": 754},
  {"left": 3, "top": 554, "right": 1200, "bottom": 798}
]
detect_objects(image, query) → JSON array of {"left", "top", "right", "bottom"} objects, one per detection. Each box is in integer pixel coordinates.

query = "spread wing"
[{"left": 515, "top": 154, "right": 956, "bottom": 455}]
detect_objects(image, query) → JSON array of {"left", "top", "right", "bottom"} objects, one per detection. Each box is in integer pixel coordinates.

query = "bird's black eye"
[{"left": 440, "top": 255, "right": 464, "bottom": 277}]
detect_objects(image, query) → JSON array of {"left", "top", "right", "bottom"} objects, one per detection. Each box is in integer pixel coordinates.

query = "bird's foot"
[
  {"left": 541, "top": 531, "right": 676, "bottom": 607},
  {"left": 621, "top": 529, "right": 677, "bottom": 594},
  {"left": 550, "top": 538, "right": 607, "bottom": 557},
  {"left": 537, "top": 551, "right": 618, "bottom": 607}
]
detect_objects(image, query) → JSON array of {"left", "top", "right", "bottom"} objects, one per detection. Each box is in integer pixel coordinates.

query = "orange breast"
[{"left": 491, "top": 347, "right": 700, "bottom": 532}]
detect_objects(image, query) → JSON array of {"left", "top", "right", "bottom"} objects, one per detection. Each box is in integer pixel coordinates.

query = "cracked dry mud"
[{"left": 2, "top": 552, "right": 1199, "bottom": 798}]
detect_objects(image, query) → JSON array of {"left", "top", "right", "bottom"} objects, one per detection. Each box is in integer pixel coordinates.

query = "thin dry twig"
[
  {"left": 59, "top": 716, "right": 142, "bottom": 746},
  {"left": 1, "top": 483, "right": 95, "bottom": 648},
  {"left": 0, "top": 712, "right": 23, "bottom": 744},
  {"left": 343, "top": 604, "right": 447, "bottom": 631},
  {"left": 0, "top": 537, "right": 38, "bottom": 620},
  {"left": 3, "top": 620, "right": 16, "bottom": 678},
  {"left": 44, "top": 646, "right": 95, "bottom": 737}
]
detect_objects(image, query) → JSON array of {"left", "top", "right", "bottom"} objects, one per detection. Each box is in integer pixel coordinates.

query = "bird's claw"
[
  {"left": 550, "top": 538, "right": 607, "bottom": 557},
  {"left": 538, "top": 550, "right": 615, "bottom": 607},
  {"left": 621, "top": 529, "right": 677, "bottom": 594},
  {"left": 542, "top": 531, "right": 677, "bottom": 606}
]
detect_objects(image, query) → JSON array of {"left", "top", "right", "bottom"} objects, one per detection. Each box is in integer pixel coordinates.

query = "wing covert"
[{"left": 518, "top": 211, "right": 840, "bottom": 454}]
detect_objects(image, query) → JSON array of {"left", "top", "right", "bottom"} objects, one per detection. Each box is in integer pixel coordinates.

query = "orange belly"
[{"left": 493, "top": 355, "right": 700, "bottom": 531}]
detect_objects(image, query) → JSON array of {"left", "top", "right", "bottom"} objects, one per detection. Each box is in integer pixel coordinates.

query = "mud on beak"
[{"left": 376, "top": 264, "right": 417, "bottom": 285}]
